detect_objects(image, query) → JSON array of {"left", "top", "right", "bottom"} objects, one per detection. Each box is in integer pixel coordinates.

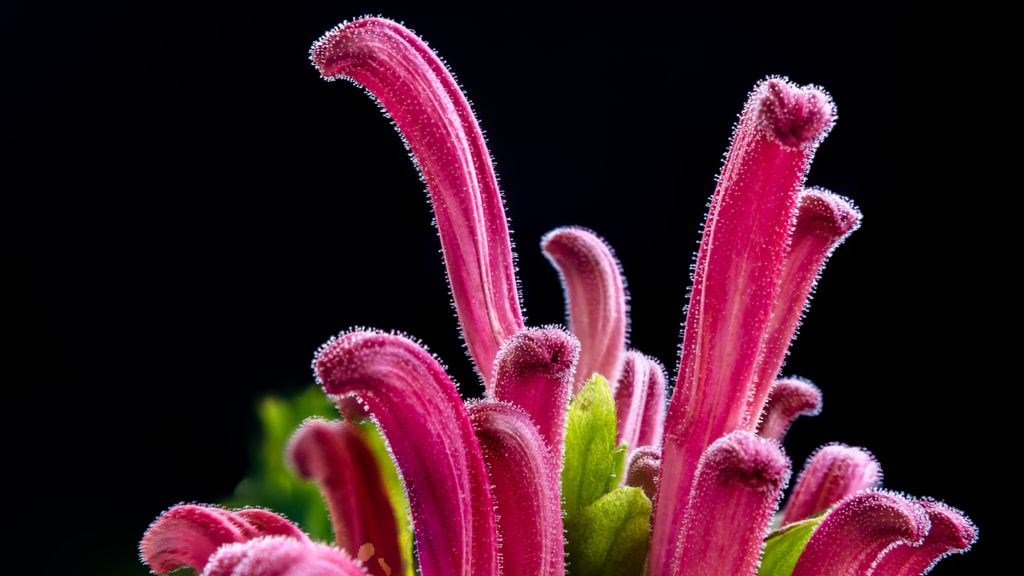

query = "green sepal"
[
  {"left": 757, "top": 514, "right": 826, "bottom": 576},
  {"left": 609, "top": 442, "right": 628, "bottom": 493},
  {"left": 562, "top": 374, "right": 618, "bottom": 530},
  {"left": 571, "top": 486, "right": 652, "bottom": 576}
]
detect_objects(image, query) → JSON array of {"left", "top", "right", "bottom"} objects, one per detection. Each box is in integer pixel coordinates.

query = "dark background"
[{"left": 7, "top": 1, "right": 1005, "bottom": 574}]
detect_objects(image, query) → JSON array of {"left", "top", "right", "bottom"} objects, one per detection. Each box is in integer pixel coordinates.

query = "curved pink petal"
[
  {"left": 287, "top": 419, "right": 402, "bottom": 576},
  {"left": 140, "top": 504, "right": 303, "bottom": 574},
  {"left": 203, "top": 536, "right": 368, "bottom": 576},
  {"left": 791, "top": 491, "right": 930, "bottom": 576},
  {"left": 653, "top": 78, "right": 834, "bottom": 574},
  {"left": 746, "top": 189, "right": 860, "bottom": 430},
  {"left": 312, "top": 18, "right": 524, "bottom": 384},
  {"left": 872, "top": 499, "right": 977, "bottom": 576},
  {"left": 756, "top": 377, "right": 822, "bottom": 442},
  {"left": 491, "top": 326, "right": 578, "bottom": 462},
  {"left": 782, "top": 444, "right": 881, "bottom": 525},
  {"left": 235, "top": 509, "right": 311, "bottom": 542},
  {"left": 614, "top": 350, "right": 667, "bottom": 451},
  {"left": 314, "top": 331, "right": 497, "bottom": 576},
  {"left": 541, "top": 226, "right": 629, "bottom": 391},
  {"left": 468, "top": 402, "right": 564, "bottom": 576},
  {"left": 672, "top": 431, "right": 790, "bottom": 576}
]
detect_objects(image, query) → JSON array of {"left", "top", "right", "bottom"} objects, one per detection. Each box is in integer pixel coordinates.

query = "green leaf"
[
  {"left": 572, "top": 486, "right": 652, "bottom": 576},
  {"left": 609, "top": 442, "right": 628, "bottom": 494},
  {"left": 562, "top": 375, "right": 618, "bottom": 530},
  {"left": 757, "top": 515, "right": 825, "bottom": 576}
]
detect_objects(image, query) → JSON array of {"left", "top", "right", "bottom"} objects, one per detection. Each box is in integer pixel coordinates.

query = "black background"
[{"left": 6, "top": 1, "right": 1005, "bottom": 574}]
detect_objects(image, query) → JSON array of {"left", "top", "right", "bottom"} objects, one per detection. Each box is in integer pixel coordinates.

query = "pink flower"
[{"left": 141, "top": 16, "right": 976, "bottom": 576}]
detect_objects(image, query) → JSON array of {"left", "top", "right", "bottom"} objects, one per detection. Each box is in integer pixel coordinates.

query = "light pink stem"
[
  {"left": 782, "top": 444, "right": 881, "bottom": 525},
  {"left": 287, "top": 419, "right": 402, "bottom": 576},
  {"left": 791, "top": 491, "right": 930, "bottom": 576},
  {"left": 614, "top": 350, "right": 667, "bottom": 451},
  {"left": 469, "top": 402, "right": 565, "bottom": 576},
  {"left": 653, "top": 78, "right": 834, "bottom": 575},
  {"left": 671, "top": 431, "right": 791, "bottom": 576},
  {"left": 315, "top": 331, "right": 497, "bottom": 576},
  {"left": 312, "top": 18, "right": 524, "bottom": 385},
  {"left": 491, "top": 326, "right": 578, "bottom": 463},
  {"left": 542, "top": 226, "right": 628, "bottom": 391},
  {"left": 745, "top": 189, "right": 860, "bottom": 430},
  {"left": 756, "top": 377, "right": 823, "bottom": 442}
]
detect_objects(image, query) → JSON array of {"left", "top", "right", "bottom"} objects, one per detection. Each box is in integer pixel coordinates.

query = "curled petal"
[
  {"left": 141, "top": 504, "right": 301, "bottom": 574},
  {"left": 672, "top": 431, "right": 791, "bottom": 576},
  {"left": 623, "top": 445, "right": 661, "bottom": 503},
  {"left": 491, "top": 326, "right": 578, "bottom": 462},
  {"left": 312, "top": 18, "right": 524, "bottom": 384},
  {"left": 203, "top": 536, "right": 368, "bottom": 576},
  {"left": 655, "top": 78, "right": 834, "bottom": 573},
  {"left": 756, "top": 377, "right": 823, "bottom": 442},
  {"left": 287, "top": 419, "right": 402, "bottom": 576},
  {"left": 542, "top": 227, "right": 628, "bottom": 391},
  {"left": 614, "top": 351, "right": 667, "bottom": 451},
  {"left": 469, "top": 402, "right": 564, "bottom": 576},
  {"left": 783, "top": 444, "right": 881, "bottom": 525},
  {"left": 872, "top": 500, "right": 977, "bottom": 576},
  {"left": 315, "top": 331, "right": 496, "bottom": 576},
  {"left": 746, "top": 189, "right": 860, "bottom": 430},
  {"left": 792, "top": 491, "right": 930, "bottom": 576}
]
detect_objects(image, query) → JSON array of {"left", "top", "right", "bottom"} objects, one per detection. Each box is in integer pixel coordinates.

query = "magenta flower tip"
[
  {"left": 204, "top": 536, "right": 368, "bottom": 576},
  {"left": 754, "top": 78, "right": 834, "bottom": 150},
  {"left": 873, "top": 499, "right": 977, "bottom": 576}
]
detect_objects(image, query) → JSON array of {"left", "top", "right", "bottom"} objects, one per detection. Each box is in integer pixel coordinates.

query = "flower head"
[{"left": 141, "top": 16, "right": 976, "bottom": 576}]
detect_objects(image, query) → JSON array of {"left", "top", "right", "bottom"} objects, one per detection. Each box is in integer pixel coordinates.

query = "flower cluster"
[{"left": 140, "top": 17, "right": 976, "bottom": 576}]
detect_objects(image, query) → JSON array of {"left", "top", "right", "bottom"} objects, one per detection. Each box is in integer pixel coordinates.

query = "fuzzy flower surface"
[{"left": 140, "top": 17, "right": 976, "bottom": 576}]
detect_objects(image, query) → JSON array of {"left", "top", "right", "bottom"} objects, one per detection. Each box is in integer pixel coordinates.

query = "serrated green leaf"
[
  {"left": 562, "top": 375, "right": 618, "bottom": 530},
  {"left": 757, "top": 515, "right": 825, "bottom": 576},
  {"left": 571, "top": 486, "right": 652, "bottom": 576}
]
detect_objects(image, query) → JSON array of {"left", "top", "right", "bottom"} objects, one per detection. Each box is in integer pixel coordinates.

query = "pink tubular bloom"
[
  {"left": 782, "top": 444, "right": 881, "bottom": 525},
  {"left": 491, "top": 326, "right": 579, "bottom": 463},
  {"left": 311, "top": 18, "right": 524, "bottom": 386},
  {"left": 614, "top": 350, "right": 667, "bottom": 451},
  {"left": 745, "top": 188, "right": 861, "bottom": 430},
  {"left": 469, "top": 402, "right": 565, "bottom": 576},
  {"left": 542, "top": 226, "right": 629, "bottom": 390},
  {"left": 287, "top": 419, "right": 402, "bottom": 576},
  {"left": 652, "top": 78, "right": 834, "bottom": 574},
  {"left": 791, "top": 491, "right": 931, "bottom": 576},
  {"left": 672, "top": 432, "right": 790, "bottom": 576},
  {"left": 315, "top": 331, "right": 497, "bottom": 576}
]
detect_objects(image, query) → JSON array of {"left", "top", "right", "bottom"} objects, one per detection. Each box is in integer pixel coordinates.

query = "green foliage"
[
  {"left": 562, "top": 375, "right": 651, "bottom": 576},
  {"left": 574, "top": 486, "right": 652, "bottom": 576},
  {"left": 221, "top": 385, "right": 337, "bottom": 542},
  {"left": 757, "top": 515, "right": 825, "bottom": 576}
]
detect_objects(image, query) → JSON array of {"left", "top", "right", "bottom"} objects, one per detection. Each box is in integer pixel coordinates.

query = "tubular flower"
[{"left": 140, "top": 16, "right": 976, "bottom": 576}]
